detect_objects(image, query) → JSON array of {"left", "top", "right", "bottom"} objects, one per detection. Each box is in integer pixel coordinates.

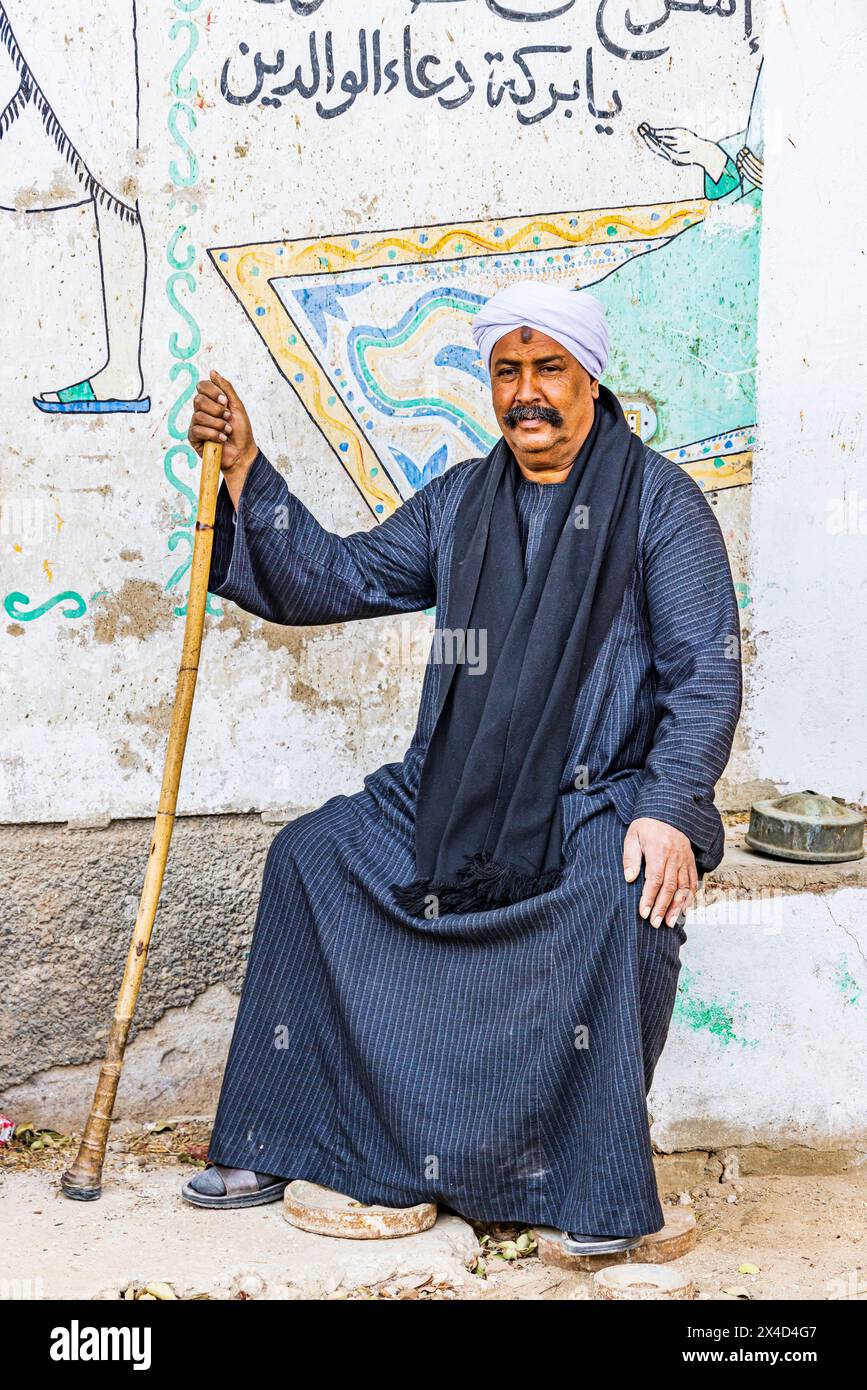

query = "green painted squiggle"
[
  {"left": 164, "top": 443, "right": 199, "bottom": 520},
  {"left": 167, "top": 362, "right": 198, "bottom": 442},
  {"left": 166, "top": 223, "right": 196, "bottom": 272},
  {"left": 165, "top": 530, "right": 194, "bottom": 594},
  {"left": 167, "top": 103, "right": 198, "bottom": 187},
  {"left": 169, "top": 19, "right": 198, "bottom": 100},
  {"left": 166, "top": 271, "right": 201, "bottom": 360},
  {"left": 4, "top": 591, "right": 87, "bottom": 622}
]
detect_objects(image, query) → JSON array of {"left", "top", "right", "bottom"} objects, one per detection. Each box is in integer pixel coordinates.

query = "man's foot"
[
  {"left": 181, "top": 1162, "right": 289, "bottom": 1209},
  {"left": 561, "top": 1230, "right": 643, "bottom": 1255}
]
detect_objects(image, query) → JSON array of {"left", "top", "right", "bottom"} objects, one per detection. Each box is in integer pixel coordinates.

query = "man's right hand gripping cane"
[{"left": 189, "top": 370, "right": 258, "bottom": 511}]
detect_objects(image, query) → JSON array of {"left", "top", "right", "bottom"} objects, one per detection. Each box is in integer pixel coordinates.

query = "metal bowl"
[{"left": 745, "top": 790, "right": 865, "bottom": 863}]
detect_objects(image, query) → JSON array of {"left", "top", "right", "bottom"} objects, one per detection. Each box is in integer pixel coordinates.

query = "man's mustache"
[{"left": 503, "top": 402, "right": 564, "bottom": 428}]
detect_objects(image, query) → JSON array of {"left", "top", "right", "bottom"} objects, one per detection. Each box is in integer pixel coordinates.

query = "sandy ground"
[{"left": 2, "top": 1128, "right": 866, "bottom": 1301}]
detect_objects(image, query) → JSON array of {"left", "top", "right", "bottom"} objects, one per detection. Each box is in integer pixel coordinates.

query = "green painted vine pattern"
[{"left": 164, "top": 0, "right": 221, "bottom": 618}]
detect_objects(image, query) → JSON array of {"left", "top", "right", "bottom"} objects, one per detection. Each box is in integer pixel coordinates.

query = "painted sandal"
[{"left": 34, "top": 379, "right": 151, "bottom": 414}]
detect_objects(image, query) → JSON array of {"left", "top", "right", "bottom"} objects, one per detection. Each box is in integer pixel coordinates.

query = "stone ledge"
[
  {"left": 5, "top": 809, "right": 863, "bottom": 871},
  {"left": 9, "top": 811, "right": 865, "bottom": 896}
]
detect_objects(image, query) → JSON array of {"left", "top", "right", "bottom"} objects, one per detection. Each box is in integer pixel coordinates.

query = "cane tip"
[{"left": 61, "top": 1171, "right": 103, "bottom": 1201}]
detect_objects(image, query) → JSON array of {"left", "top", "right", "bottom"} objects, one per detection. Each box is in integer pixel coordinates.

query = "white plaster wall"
[
  {"left": 651, "top": 885, "right": 867, "bottom": 1152},
  {"left": 749, "top": 0, "right": 867, "bottom": 805}
]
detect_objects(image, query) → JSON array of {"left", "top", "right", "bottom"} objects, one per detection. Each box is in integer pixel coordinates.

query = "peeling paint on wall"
[
  {"left": 673, "top": 966, "right": 757, "bottom": 1049},
  {"left": 833, "top": 958, "right": 863, "bottom": 1009}
]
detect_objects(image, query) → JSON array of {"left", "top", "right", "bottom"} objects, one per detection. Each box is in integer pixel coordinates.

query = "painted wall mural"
[
  {"left": 0, "top": 1, "right": 149, "bottom": 415},
  {"left": 0, "top": 0, "right": 764, "bottom": 822},
  {"left": 213, "top": 165, "right": 759, "bottom": 517},
  {"left": 212, "top": 20, "right": 762, "bottom": 517}
]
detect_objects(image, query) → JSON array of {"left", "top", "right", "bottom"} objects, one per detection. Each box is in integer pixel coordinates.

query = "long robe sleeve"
[
  {"left": 207, "top": 448, "right": 437, "bottom": 623},
  {"left": 628, "top": 465, "right": 743, "bottom": 875},
  {"left": 705, "top": 152, "right": 741, "bottom": 201},
  {"left": 704, "top": 131, "right": 746, "bottom": 201}
]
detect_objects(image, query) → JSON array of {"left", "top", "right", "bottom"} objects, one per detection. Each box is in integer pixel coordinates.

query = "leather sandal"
[
  {"left": 181, "top": 1162, "right": 289, "bottom": 1209},
  {"left": 560, "top": 1229, "right": 643, "bottom": 1255}
]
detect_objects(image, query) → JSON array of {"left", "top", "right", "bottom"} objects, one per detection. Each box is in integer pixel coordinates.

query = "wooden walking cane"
[{"left": 61, "top": 441, "right": 224, "bottom": 1200}]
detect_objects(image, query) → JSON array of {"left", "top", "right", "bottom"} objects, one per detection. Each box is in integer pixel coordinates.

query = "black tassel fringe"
[
  {"left": 391, "top": 852, "right": 563, "bottom": 917},
  {"left": 0, "top": 76, "right": 28, "bottom": 139}
]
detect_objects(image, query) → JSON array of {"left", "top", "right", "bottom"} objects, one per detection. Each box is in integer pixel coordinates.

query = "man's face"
[{"left": 489, "top": 326, "right": 599, "bottom": 465}]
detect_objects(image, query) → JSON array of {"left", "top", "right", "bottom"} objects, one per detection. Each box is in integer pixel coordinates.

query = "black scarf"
[{"left": 391, "top": 384, "right": 645, "bottom": 917}]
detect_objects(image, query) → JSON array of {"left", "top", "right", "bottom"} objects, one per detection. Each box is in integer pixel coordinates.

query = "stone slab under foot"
[
  {"left": 283, "top": 1180, "right": 438, "bottom": 1240},
  {"left": 534, "top": 1206, "right": 696, "bottom": 1272}
]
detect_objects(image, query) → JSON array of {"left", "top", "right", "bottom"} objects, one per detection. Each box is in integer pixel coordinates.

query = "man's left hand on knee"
[{"left": 622, "top": 818, "right": 698, "bottom": 928}]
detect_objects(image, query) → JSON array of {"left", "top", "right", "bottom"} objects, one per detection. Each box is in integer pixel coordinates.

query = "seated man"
[{"left": 181, "top": 282, "right": 742, "bottom": 1256}]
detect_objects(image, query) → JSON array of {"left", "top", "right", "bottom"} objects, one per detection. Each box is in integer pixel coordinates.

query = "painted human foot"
[{"left": 34, "top": 367, "right": 150, "bottom": 414}]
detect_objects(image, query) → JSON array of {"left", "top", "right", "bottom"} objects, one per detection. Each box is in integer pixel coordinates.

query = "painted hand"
[
  {"left": 637, "top": 124, "right": 727, "bottom": 181},
  {"left": 622, "top": 817, "right": 698, "bottom": 928}
]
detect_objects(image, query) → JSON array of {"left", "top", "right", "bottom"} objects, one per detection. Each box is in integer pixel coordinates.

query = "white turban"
[{"left": 471, "top": 280, "right": 609, "bottom": 380}]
